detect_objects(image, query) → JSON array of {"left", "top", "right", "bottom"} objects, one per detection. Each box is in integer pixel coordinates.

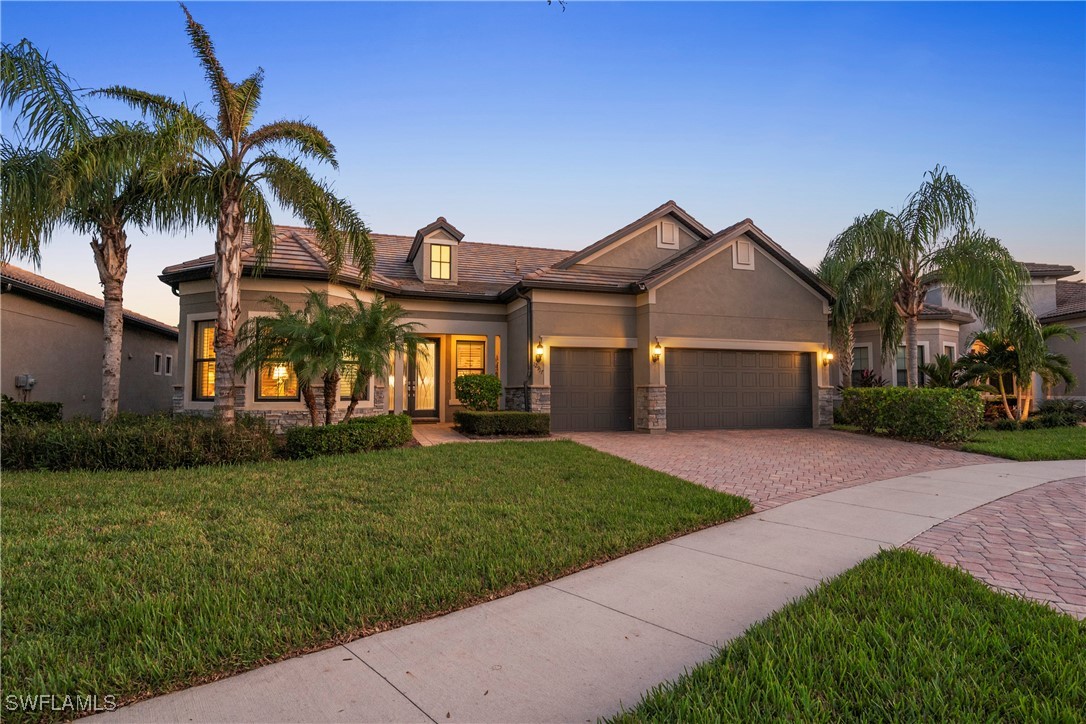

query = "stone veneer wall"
[
  {"left": 817, "top": 387, "right": 835, "bottom": 427},
  {"left": 172, "top": 384, "right": 387, "bottom": 432},
  {"left": 504, "top": 386, "right": 551, "bottom": 414},
  {"left": 635, "top": 385, "right": 667, "bottom": 433}
]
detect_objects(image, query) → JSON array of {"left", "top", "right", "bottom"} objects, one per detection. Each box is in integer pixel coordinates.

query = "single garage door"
[
  {"left": 666, "top": 349, "right": 812, "bottom": 430},
  {"left": 550, "top": 348, "right": 633, "bottom": 432}
]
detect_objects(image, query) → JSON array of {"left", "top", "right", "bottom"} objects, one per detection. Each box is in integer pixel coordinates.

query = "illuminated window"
[
  {"left": 192, "top": 321, "right": 216, "bottom": 401},
  {"left": 338, "top": 361, "right": 370, "bottom": 401},
  {"left": 430, "top": 244, "right": 451, "bottom": 280},
  {"left": 456, "top": 340, "right": 485, "bottom": 378}
]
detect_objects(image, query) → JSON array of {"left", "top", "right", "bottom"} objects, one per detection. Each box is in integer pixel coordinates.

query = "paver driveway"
[
  {"left": 909, "top": 476, "right": 1086, "bottom": 619},
  {"left": 568, "top": 428, "right": 996, "bottom": 511}
]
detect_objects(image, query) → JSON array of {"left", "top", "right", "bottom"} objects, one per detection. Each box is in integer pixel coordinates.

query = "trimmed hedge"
[
  {"left": 454, "top": 411, "right": 550, "bottom": 437},
  {"left": 454, "top": 374, "right": 503, "bottom": 411},
  {"left": 840, "top": 387, "right": 983, "bottom": 443},
  {"left": 1, "top": 414, "right": 277, "bottom": 471},
  {"left": 1, "top": 394, "right": 63, "bottom": 427},
  {"left": 284, "top": 414, "right": 412, "bottom": 459}
]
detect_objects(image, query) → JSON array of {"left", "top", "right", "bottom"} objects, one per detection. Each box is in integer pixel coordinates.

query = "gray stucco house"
[
  {"left": 161, "top": 201, "right": 839, "bottom": 432},
  {"left": 1, "top": 263, "right": 179, "bottom": 418},
  {"left": 847, "top": 262, "right": 1084, "bottom": 399}
]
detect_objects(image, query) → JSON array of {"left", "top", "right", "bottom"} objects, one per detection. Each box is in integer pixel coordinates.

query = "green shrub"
[
  {"left": 1038, "top": 411, "right": 1080, "bottom": 428},
  {"left": 0, "top": 394, "right": 63, "bottom": 426},
  {"left": 840, "top": 387, "right": 983, "bottom": 442},
  {"left": 454, "top": 374, "right": 503, "bottom": 411},
  {"left": 1038, "top": 399, "right": 1086, "bottom": 423},
  {"left": 454, "top": 411, "right": 550, "bottom": 437},
  {"left": 284, "top": 414, "right": 412, "bottom": 459},
  {"left": 1, "top": 414, "right": 277, "bottom": 471},
  {"left": 991, "top": 417, "right": 1020, "bottom": 432}
]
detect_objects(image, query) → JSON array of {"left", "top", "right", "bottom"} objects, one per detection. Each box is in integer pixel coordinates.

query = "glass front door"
[{"left": 407, "top": 339, "right": 439, "bottom": 418}]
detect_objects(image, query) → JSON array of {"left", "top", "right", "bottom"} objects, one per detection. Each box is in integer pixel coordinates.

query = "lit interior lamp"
[
  {"left": 651, "top": 338, "right": 663, "bottom": 364},
  {"left": 823, "top": 351, "right": 835, "bottom": 366}
]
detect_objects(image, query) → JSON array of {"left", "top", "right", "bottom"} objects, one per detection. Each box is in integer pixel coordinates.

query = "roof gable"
[
  {"left": 407, "top": 217, "right": 465, "bottom": 263},
  {"left": 555, "top": 200, "right": 712, "bottom": 269}
]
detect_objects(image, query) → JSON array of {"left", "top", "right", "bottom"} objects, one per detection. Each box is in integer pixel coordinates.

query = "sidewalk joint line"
[
  {"left": 542, "top": 584, "right": 717, "bottom": 648},
  {"left": 341, "top": 645, "right": 438, "bottom": 723},
  {"left": 662, "top": 541, "right": 821, "bottom": 582}
]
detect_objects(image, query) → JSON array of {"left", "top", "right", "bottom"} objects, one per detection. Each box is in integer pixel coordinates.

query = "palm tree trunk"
[
  {"left": 838, "top": 324, "right": 855, "bottom": 388},
  {"left": 905, "top": 314, "right": 919, "bottom": 387},
  {"left": 323, "top": 372, "right": 339, "bottom": 425},
  {"left": 213, "top": 196, "right": 244, "bottom": 424},
  {"left": 341, "top": 394, "right": 359, "bottom": 422},
  {"left": 997, "top": 375, "right": 1014, "bottom": 419},
  {"left": 301, "top": 383, "right": 318, "bottom": 427},
  {"left": 90, "top": 226, "right": 129, "bottom": 422}
]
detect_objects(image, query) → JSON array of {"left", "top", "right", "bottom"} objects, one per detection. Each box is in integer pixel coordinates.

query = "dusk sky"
[{"left": 3, "top": 1, "right": 1084, "bottom": 325}]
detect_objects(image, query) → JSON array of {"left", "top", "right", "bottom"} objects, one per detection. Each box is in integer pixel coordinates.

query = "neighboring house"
[
  {"left": 161, "top": 201, "right": 837, "bottom": 432},
  {"left": 1, "top": 263, "right": 179, "bottom": 418},
  {"left": 844, "top": 262, "right": 1085, "bottom": 398}
]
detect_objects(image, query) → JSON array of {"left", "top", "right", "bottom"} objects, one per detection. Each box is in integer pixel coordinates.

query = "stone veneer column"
[
  {"left": 817, "top": 386, "right": 835, "bottom": 427},
  {"left": 635, "top": 385, "right": 667, "bottom": 433}
]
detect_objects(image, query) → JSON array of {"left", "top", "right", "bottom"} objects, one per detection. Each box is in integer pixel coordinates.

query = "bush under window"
[{"left": 284, "top": 414, "right": 412, "bottom": 459}]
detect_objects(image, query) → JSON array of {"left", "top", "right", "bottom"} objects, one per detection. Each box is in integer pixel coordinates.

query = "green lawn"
[
  {"left": 1, "top": 440, "right": 749, "bottom": 720},
  {"left": 612, "top": 550, "right": 1086, "bottom": 723},
  {"left": 962, "top": 425, "right": 1086, "bottom": 460}
]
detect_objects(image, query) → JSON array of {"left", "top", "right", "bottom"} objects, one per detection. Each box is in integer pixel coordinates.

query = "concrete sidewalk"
[{"left": 96, "top": 459, "right": 1085, "bottom": 723}]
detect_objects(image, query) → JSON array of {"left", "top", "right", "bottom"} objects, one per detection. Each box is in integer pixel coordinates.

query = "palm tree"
[
  {"left": 826, "top": 165, "right": 1026, "bottom": 387},
  {"left": 98, "top": 4, "right": 372, "bottom": 424},
  {"left": 339, "top": 293, "right": 423, "bottom": 421},
  {"left": 1, "top": 40, "right": 191, "bottom": 420},
  {"left": 236, "top": 291, "right": 350, "bottom": 427},
  {"left": 816, "top": 243, "right": 901, "bottom": 388}
]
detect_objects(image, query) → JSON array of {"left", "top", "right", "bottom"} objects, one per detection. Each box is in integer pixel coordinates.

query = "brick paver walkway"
[
  {"left": 908, "top": 477, "right": 1086, "bottom": 619},
  {"left": 568, "top": 429, "right": 996, "bottom": 511}
]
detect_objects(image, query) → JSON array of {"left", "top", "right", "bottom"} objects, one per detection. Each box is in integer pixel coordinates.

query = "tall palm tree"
[
  {"left": 339, "top": 293, "right": 423, "bottom": 421},
  {"left": 826, "top": 165, "right": 1027, "bottom": 387},
  {"left": 236, "top": 290, "right": 350, "bottom": 427},
  {"left": 98, "top": 5, "right": 372, "bottom": 424},
  {"left": 1, "top": 40, "right": 191, "bottom": 420},
  {"left": 816, "top": 244, "right": 901, "bottom": 387}
]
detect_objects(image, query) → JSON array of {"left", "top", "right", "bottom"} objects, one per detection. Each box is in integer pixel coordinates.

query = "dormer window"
[{"left": 430, "top": 244, "right": 452, "bottom": 280}]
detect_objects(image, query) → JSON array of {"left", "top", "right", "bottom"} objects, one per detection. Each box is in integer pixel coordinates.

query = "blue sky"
[{"left": 3, "top": 1, "right": 1084, "bottom": 324}]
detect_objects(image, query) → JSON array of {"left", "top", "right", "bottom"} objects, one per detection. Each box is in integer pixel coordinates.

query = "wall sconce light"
[
  {"left": 651, "top": 338, "right": 663, "bottom": 364},
  {"left": 823, "top": 350, "right": 835, "bottom": 367},
  {"left": 534, "top": 337, "right": 545, "bottom": 371}
]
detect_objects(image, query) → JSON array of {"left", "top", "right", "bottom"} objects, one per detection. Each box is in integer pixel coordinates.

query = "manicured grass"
[
  {"left": 1, "top": 440, "right": 749, "bottom": 720},
  {"left": 612, "top": 550, "right": 1086, "bottom": 723},
  {"left": 962, "top": 425, "right": 1086, "bottom": 461}
]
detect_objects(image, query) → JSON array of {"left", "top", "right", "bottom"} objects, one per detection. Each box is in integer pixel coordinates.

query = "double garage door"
[{"left": 550, "top": 346, "right": 811, "bottom": 432}]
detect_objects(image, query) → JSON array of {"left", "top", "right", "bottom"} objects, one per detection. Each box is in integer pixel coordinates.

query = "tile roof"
[
  {"left": 1040, "top": 280, "right": 1086, "bottom": 322},
  {"left": 160, "top": 226, "right": 573, "bottom": 300},
  {"left": 1020, "top": 262, "right": 1079, "bottom": 279},
  {"left": 1, "top": 262, "right": 178, "bottom": 337}
]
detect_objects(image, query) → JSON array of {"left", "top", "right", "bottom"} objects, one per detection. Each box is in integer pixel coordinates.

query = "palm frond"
[{"left": 1, "top": 39, "right": 94, "bottom": 150}]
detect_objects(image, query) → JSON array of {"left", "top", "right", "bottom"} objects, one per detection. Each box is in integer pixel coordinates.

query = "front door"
[{"left": 407, "top": 338, "right": 439, "bottom": 418}]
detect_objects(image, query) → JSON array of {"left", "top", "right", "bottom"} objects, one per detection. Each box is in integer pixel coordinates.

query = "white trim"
[
  {"left": 184, "top": 311, "right": 217, "bottom": 410},
  {"left": 541, "top": 336, "right": 639, "bottom": 349},
  {"left": 658, "top": 337, "right": 825, "bottom": 353},
  {"left": 731, "top": 238, "right": 755, "bottom": 270}
]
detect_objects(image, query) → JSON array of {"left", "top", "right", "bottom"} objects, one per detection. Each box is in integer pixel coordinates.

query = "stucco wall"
[
  {"left": 1, "top": 291, "right": 177, "bottom": 419},
  {"left": 651, "top": 241, "right": 828, "bottom": 342},
  {"left": 585, "top": 222, "right": 699, "bottom": 271}
]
